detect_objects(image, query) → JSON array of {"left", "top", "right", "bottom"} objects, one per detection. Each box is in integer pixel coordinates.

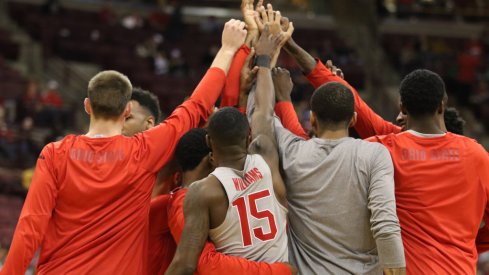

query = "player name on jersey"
[
  {"left": 69, "top": 148, "right": 125, "bottom": 164},
  {"left": 232, "top": 167, "right": 264, "bottom": 191},
  {"left": 400, "top": 147, "right": 460, "bottom": 161}
]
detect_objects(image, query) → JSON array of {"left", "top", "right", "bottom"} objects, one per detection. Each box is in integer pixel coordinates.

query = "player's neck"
[
  {"left": 406, "top": 115, "right": 445, "bottom": 135},
  {"left": 181, "top": 170, "right": 207, "bottom": 188},
  {"left": 86, "top": 117, "right": 124, "bottom": 138},
  {"left": 316, "top": 128, "right": 349, "bottom": 140},
  {"left": 214, "top": 147, "right": 247, "bottom": 170}
]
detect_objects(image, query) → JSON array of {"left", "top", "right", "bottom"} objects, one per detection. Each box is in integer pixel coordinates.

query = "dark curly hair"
[
  {"left": 310, "top": 82, "right": 354, "bottom": 128},
  {"left": 400, "top": 69, "right": 446, "bottom": 118},
  {"left": 175, "top": 128, "right": 210, "bottom": 172},
  {"left": 444, "top": 107, "right": 465, "bottom": 135},
  {"left": 131, "top": 87, "right": 162, "bottom": 123}
]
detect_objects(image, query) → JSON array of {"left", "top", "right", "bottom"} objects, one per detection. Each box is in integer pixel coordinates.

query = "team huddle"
[{"left": 1, "top": 0, "right": 489, "bottom": 274}]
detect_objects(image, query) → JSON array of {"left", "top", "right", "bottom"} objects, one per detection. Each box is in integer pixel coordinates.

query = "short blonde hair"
[{"left": 87, "top": 70, "right": 132, "bottom": 119}]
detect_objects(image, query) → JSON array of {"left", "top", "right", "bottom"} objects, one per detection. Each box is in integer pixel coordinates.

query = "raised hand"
[
  {"left": 326, "top": 60, "right": 345, "bottom": 79},
  {"left": 239, "top": 47, "right": 259, "bottom": 107},
  {"left": 272, "top": 67, "right": 293, "bottom": 102},
  {"left": 221, "top": 19, "right": 248, "bottom": 53},
  {"left": 241, "top": 0, "right": 258, "bottom": 31},
  {"left": 255, "top": 25, "right": 283, "bottom": 58},
  {"left": 279, "top": 16, "right": 294, "bottom": 47}
]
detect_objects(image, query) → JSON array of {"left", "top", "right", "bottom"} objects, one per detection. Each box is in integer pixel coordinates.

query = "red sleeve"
[
  {"left": 134, "top": 68, "right": 226, "bottom": 173},
  {"left": 220, "top": 45, "right": 251, "bottom": 108},
  {"left": 1, "top": 144, "right": 58, "bottom": 275},
  {"left": 168, "top": 190, "right": 291, "bottom": 275},
  {"left": 148, "top": 195, "right": 176, "bottom": 275},
  {"left": 475, "top": 149, "right": 489, "bottom": 253},
  {"left": 274, "top": 101, "right": 309, "bottom": 140},
  {"left": 306, "top": 60, "right": 401, "bottom": 139}
]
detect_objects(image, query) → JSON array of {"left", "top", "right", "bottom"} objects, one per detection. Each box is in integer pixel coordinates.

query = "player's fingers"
[
  {"left": 263, "top": 23, "right": 270, "bottom": 36},
  {"left": 326, "top": 60, "right": 333, "bottom": 69},
  {"left": 259, "top": 6, "right": 268, "bottom": 22},
  {"left": 254, "top": 12, "right": 264, "bottom": 30},
  {"left": 275, "top": 11, "right": 281, "bottom": 24},
  {"left": 255, "top": 0, "right": 264, "bottom": 11},
  {"left": 285, "top": 22, "right": 294, "bottom": 36},
  {"left": 338, "top": 69, "right": 344, "bottom": 79},
  {"left": 238, "top": 20, "right": 246, "bottom": 30},
  {"left": 280, "top": 17, "right": 290, "bottom": 30},
  {"left": 267, "top": 3, "right": 274, "bottom": 22},
  {"left": 332, "top": 66, "right": 338, "bottom": 75}
]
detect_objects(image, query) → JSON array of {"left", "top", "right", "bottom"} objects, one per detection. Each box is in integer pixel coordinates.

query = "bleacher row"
[{"left": 5, "top": 1, "right": 363, "bottom": 114}]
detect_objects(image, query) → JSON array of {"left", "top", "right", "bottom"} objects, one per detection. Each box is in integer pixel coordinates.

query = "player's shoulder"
[
  {"left": 365, "top": 133, "right": 397, "bottom": 145},
  {"left": 452, "top": 133, "right": 488, "bottom": 157},
  {"left": 187, "top": 175, "right": 225, "bottom": 202},
  {"left": 349, "top": 137, "right": 391, "bottom": 160},
  {"left": 38, "top": 134, "right": 73, "bottom": 157}
]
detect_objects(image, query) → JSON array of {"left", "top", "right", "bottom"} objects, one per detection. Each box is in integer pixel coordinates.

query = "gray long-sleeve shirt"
[{"left": 274, "top": 118, "right": 405, "bottom": 275}]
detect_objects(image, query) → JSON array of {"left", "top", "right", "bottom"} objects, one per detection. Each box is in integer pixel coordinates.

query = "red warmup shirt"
[
  {"left": 307, "top": 59, "right": 489, "bottom": 273},
  {"left": 0, "top": 67, "right": 226, "bottom": 275},
  {"left": 168, "top": 188, "right": 291, "bottom": 275},
  {"left": 367, "top": 132, "right": 489, "bottom": 274},
  {"left": 148, "top": 195, "right": 176, "bottom": 275}
]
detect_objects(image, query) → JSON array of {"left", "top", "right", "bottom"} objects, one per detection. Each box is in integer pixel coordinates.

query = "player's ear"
[
  {"left": 84, "top": 98, "right": 92, "bottom": 115},
  {"left": 146, "top": 116, "right": 155, "bottom": 130},
  {"left": 123, "top": 101, "right": 132, "bottom": 118},
  {"left": 205, "top": 134, "right": 211, "bottom": 148},
  {"left": 437, "top": 100, "right": 445, "bottom": 115},
  {"left": 349, "top": 112, "right": 357, "bottom": 128},
  {"left": 310, "top": 111, "right": 318, "bottom": 133}
]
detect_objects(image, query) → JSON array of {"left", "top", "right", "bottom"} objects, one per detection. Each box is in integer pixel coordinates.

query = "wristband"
[{"left": 255, "top": 55, "right": 271, "bottom": 68}]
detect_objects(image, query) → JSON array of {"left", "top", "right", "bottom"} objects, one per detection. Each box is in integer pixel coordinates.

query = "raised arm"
[
  {"left": 273, "top": 68, "right": 309, "bottom": 139},
  {"left": 284, "top": 37, "right": 401, "bottom": 138},
  {"left": 135, "top": 19, "right": 247, "bottom": 173},
  {"left": 248, "top": 25, "right": 287, "bottom": 206},
  {"left": 1, "top": 144, "right": 58, "bottom": 274},
  {"left": 367, "top": 145, "right": 406, "bottom": 274},
  {"left": 237, "top": 47, "right": 259, "bottom": 113}
]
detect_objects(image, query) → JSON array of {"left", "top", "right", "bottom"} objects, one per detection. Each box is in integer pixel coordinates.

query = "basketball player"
[
  {"left": 167, "top": 128, "right": 293, "bottom": 274},
  {"left": 270, "top": 67, "right": 406, "bottom": 274},
  {"left": 0, "top": 19, "right": 247, "bottom": 274},
  {"left": 166, "top": 27, "right": 290, "bottom": 275},
  {"left": 366, "top": 69, "right": 489, "bottom": 274}
]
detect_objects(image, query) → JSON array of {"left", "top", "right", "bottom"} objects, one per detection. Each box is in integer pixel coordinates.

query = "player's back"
[
  {"left": 36, "top": 134, "right": 156, "bottom": 274},
  {"left": 278, "top": 136, "right": 401, "bottom": 275},
  {"left": 369, "top": 131, "right": 489, "bottom": 274},
  {"left": 208, "top": 154, "right": 288, "bottom": 263}
]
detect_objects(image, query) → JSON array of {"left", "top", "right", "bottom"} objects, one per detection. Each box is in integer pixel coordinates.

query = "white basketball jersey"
[{"left": 209, "top": 154, "right": 288, "bottom": 263}]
